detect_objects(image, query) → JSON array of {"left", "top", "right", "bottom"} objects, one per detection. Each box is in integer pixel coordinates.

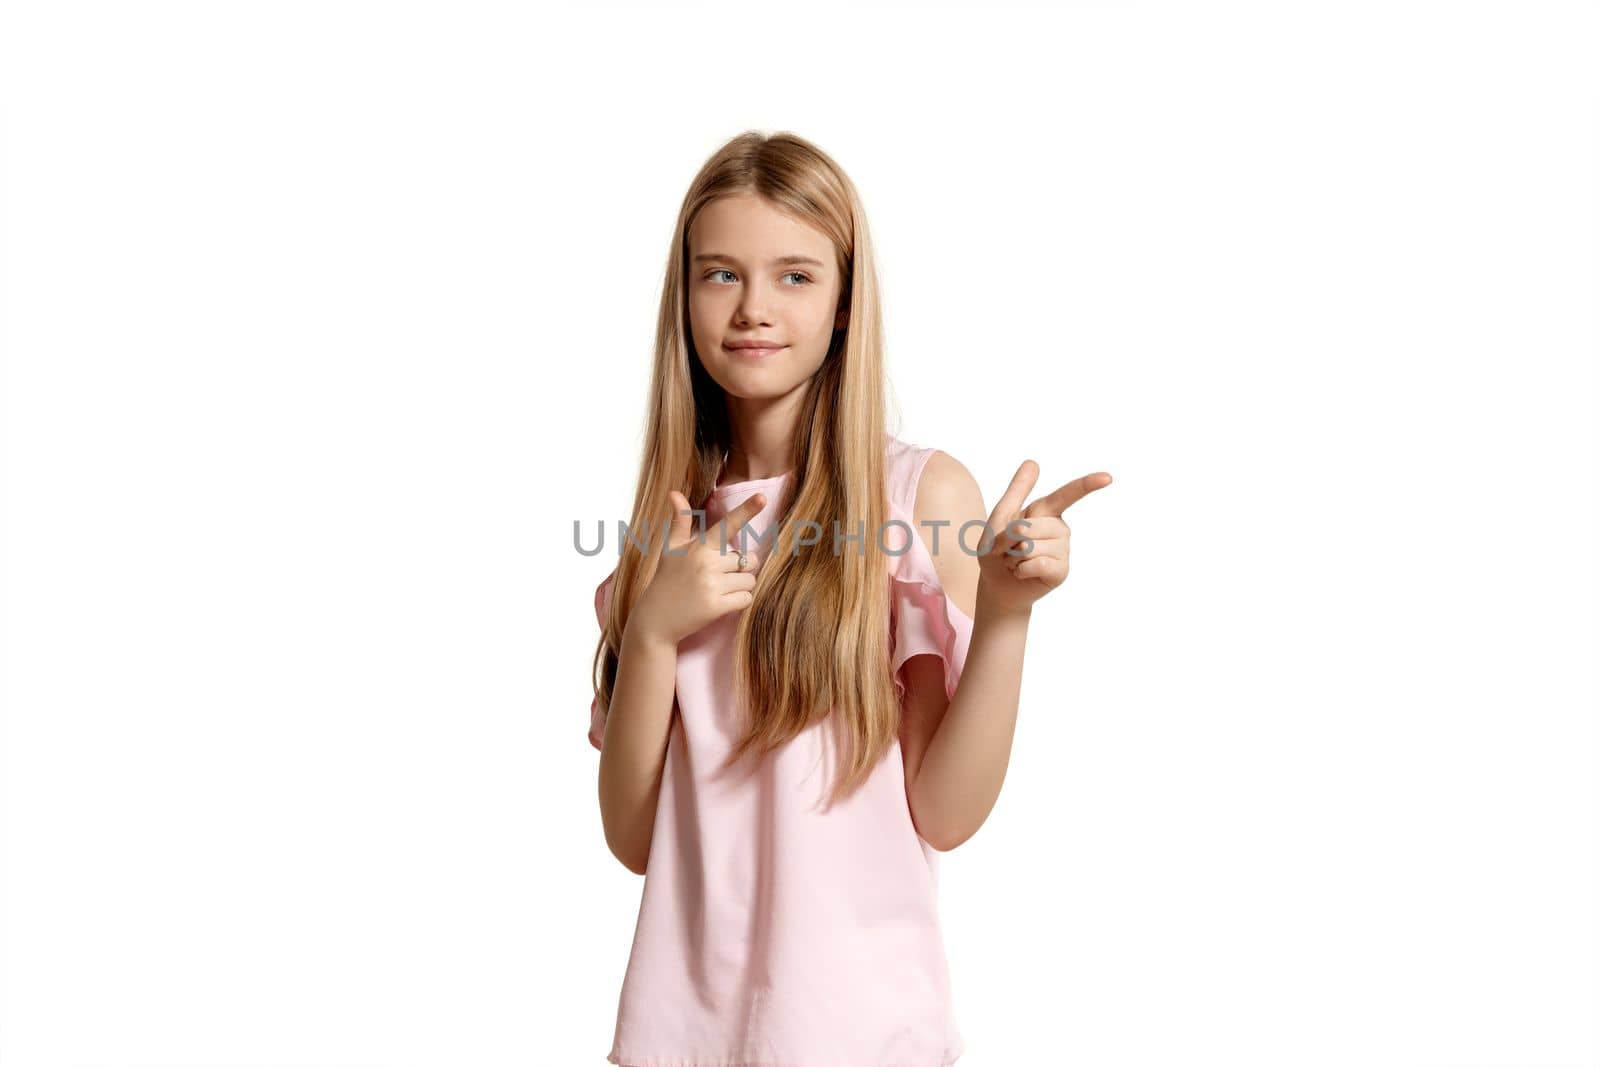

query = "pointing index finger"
[
  {"left": 1026, "top": 472, "right": 1113, "bottom": 517},
  {"left": 716, "top": 491, "right": 768, "bottom": 549}
]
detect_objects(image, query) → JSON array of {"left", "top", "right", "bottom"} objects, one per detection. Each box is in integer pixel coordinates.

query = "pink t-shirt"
[{"left": 588, "top": 432, "right": 976, "bottom": 1067}]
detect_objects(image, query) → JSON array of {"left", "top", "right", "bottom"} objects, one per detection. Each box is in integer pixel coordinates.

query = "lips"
[
  {"left": 723, "top": 341, "right": 787, "bottom": 360},
  {"left": 724, "top": 341, "right": 785, "bottom": 351}
]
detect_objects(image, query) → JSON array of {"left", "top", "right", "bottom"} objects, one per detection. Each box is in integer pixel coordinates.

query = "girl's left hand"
[{"left": 975, "top": 461, "right": 1112, "bottom": 616}]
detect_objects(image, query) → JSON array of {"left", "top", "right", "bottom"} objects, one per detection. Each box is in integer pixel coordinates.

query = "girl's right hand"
[{"left": 630, "top": 489, "right": 768, "bottom": 647}]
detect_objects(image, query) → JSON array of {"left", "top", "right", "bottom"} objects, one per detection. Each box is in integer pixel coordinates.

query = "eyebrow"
[{"left": 692, "top": 252, "right": 827, "bottom": 269}]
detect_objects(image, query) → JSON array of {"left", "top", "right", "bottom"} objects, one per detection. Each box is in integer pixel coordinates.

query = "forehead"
[{"left": 689, "top": 195, "right": 832, "bottom": 262}]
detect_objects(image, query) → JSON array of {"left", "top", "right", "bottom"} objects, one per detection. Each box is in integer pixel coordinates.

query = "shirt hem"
[{"left": 608, "top": 1050, "right": 964, "bottom": 1067}]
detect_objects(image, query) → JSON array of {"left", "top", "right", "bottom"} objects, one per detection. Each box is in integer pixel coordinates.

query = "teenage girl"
[{"left": 587, "top": 130, "right": 1111, "bottom": 1067}]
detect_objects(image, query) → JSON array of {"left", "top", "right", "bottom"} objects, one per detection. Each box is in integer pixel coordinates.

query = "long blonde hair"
[{"left": 592, "top": 130, "right": 902, "bottom": 808}]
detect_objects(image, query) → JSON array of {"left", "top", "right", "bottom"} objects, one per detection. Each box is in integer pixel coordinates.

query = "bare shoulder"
[
  {"left": 913, "top": 449, "right": 984, "bottom": 522},
  {"left": 910, "top": 449, "right": 985, "bottom": 619}
]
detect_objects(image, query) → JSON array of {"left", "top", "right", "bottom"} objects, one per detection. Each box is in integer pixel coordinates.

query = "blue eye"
[{"left": 703, "top": 269, "right": 813, "bottom": 286}]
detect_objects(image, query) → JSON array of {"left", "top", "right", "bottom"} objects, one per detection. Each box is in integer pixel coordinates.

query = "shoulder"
[
  {"left": 912, "top": 449, "right": 983, "bottom": 519},
  {"left": 884, "top": 433, "right": 980, "bottom": 517},
  {"left": 909, "top": 448, "right": 985, "bottom": 618}
]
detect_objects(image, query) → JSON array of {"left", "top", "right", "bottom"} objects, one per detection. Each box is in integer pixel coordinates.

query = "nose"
[{"left": 735, "top": 289, "right": 773, "bottom": 327}]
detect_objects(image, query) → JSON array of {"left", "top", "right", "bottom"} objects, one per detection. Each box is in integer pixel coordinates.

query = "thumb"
[
  {"left": 666, "top": 490, "right": 695, "bottom": 551},
  {"left": 986, "top": 460, "right": 1038, "bottom": 554}
]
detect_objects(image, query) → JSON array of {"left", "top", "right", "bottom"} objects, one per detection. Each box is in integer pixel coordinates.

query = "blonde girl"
[{"left": 587, "top": 130, "right": 1111, "bottom": 1067}]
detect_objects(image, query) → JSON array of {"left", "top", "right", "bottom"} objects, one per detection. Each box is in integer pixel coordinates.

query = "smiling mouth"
[{"left": 724, "top": 344, "right": 787, "bottom": 359}]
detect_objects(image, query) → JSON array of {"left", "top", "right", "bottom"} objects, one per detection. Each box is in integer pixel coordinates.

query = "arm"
[
  {"left": 596, "top": 614, "right": 679, "bottom": 876},
  {"left": 901, "top": 451, "right": 1031, "bottom": 852},
  {"left": 593, "top": 487, "right": 769, "bottom": 875}
]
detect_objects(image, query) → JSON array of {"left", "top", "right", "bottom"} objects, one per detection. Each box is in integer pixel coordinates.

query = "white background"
[{"left": 2, "top": 2, "right": 1596, "bottom": 1065}]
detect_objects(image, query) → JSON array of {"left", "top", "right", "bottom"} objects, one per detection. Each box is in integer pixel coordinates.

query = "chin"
[{"left": 721, "top": 378, "right": 799, "bottom": 401}]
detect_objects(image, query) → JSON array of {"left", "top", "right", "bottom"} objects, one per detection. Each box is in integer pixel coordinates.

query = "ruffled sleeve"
[
  {"left": 887, "top": 512, "right": 976, "bottom": 707},
  {"left": 884, "top": 440, "right": 977, "bottom": 705},
  {"left": 588, "top": 571, "right": 616, "bottom": 751}
]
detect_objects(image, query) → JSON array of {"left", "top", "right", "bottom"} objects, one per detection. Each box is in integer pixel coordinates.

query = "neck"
[{"left": 722, "top": 389, "right": 806, "bottom": 481}]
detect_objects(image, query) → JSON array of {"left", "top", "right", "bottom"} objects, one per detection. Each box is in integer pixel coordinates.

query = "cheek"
[
  {"left": 801, "top": 299, "right": 842, "bottom": 350},
  {"left": 686, "top": 294, "right": 719, "bottom": 349},
  {"left": 688, "top": 285, "right": 739, "bottom": 322}
]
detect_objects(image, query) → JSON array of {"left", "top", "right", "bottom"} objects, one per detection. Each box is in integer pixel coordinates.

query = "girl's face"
[{"left": 686, "top": 193, "right": 847, "bottom": 401}]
